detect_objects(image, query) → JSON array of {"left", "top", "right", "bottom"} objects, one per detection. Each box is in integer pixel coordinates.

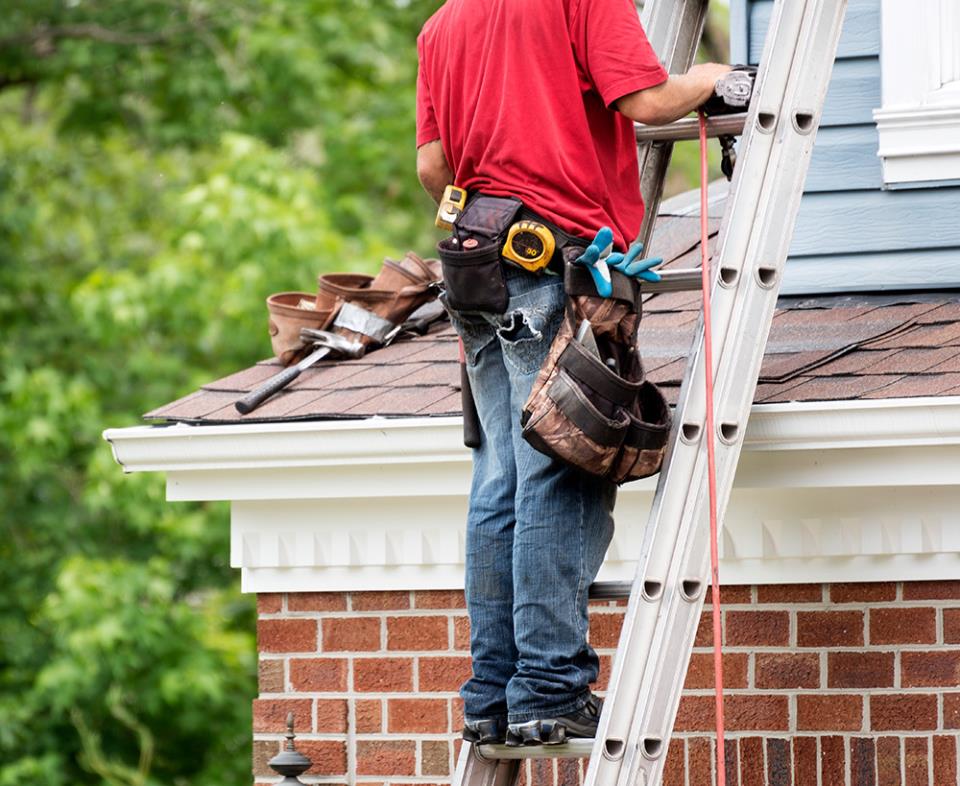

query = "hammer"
[{"left": 234, "top": 330, "right": 364, "bottom": 414}]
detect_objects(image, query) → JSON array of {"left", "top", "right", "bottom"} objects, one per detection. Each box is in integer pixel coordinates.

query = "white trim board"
[
  {"left": 874, "top": 0, "right": 960, "bottom": 185},
  {"left": 104, "top": 397, "right": 960, "bottom": 592}
]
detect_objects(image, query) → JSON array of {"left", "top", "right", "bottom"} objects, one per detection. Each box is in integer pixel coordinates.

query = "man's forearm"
[
  {"left": 616, "top": 62, "right": 731, "bottom": 126},
  {"left": 417, "top": 140, "right": 454, "bottom": 204}
]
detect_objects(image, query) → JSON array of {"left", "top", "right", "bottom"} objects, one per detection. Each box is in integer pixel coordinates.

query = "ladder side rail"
[
  {"left": 584, "top": 1, "right": 840, "bottom": 783},
  {"left": 582, "top": 0, "right": 722, "bottom": 775},
  {"left": 635, "top": 0, "right": 710, "bottom": 251},
  {"left": 615, "top": 2, "right": 847, "bottom": 784},
  {"left": 585, "top": 0, "right": 799, "bottom": 777}
]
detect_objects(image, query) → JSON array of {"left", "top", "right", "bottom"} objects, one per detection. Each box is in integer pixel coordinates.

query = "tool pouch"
[
  {"left": 437, "top": 195, "right": 522, "bottom": 314},
  {"left": 520, "top": 248, "right": 671, "bottom": 483},
  {"left": 318, "top": 252, "right": 442, "bottom": 350},
  {"left": 267, "top": 290, "right": 342, "bottom": 366}
]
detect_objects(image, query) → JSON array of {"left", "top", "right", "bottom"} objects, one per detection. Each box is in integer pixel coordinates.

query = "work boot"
[
  {"left": 505, "top": 694, "right": 603, "bottom": 746},
  {"left": 462, "top": 717, "right": 507, "bottom": 745}
]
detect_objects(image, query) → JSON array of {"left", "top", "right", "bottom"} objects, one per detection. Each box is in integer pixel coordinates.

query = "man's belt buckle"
[{"left": 502, "top": 220, "right": 556, "bottom": 273}]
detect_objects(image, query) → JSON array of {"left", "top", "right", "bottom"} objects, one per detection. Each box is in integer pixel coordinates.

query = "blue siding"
[
  {"left": 732, "top": 0, "right": 960, "bottom": 295},
  {"left": 748, "top": 0, "right": 880, "bottom": 62}
]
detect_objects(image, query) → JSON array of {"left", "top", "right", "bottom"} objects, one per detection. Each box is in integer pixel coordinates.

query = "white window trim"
[{"left": 873, "top": 0, "right": 960, "bottom": 185}]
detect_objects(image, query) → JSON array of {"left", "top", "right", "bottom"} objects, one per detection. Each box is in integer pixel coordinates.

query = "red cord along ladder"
[{"left": 453, "top": 0, "right": 847, "bottom": 784}]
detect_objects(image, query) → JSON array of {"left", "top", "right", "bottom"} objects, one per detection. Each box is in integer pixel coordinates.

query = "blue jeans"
[{"left": 447, "top": 266, "right": 616, "bottom": 724}]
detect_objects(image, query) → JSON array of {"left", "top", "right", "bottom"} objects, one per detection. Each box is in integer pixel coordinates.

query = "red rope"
[{"left": 698, "top": 110, "right": 726, "bottom": 786}]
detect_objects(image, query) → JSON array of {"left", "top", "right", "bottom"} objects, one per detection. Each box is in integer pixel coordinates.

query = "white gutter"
[{"left": 105, "top": 396, "right": 960, "bottom": 474}]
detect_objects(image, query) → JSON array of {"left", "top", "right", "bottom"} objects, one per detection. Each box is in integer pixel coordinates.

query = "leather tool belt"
[{"left": 520, "top": 251, "right": 671, "bottom": 484}]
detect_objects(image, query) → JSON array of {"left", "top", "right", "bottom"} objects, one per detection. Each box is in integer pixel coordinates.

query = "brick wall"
[{"left": 254, "top": 582, "right": 960, "bottom": 785}]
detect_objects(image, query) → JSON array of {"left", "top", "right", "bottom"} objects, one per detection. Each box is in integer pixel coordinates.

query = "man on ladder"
[{"left": 416, "top": 0, "right": 729, "bottom": 747}]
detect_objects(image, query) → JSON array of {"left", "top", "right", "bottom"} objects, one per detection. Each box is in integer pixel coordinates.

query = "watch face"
[
  {"left": 512, "top": 232, "right": 544, "bottom": 259},
  {"left": 450, "top": 188, "right": 464, "bottom": 201}
]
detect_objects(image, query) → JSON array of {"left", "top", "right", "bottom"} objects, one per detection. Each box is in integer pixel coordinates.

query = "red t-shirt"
[{"left": 416, "top": 0, "right": 667, "bottom": 250}]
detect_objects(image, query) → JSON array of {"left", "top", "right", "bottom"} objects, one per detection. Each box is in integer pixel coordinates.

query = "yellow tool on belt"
[
  {"left": 435, "top": 185, "right": 468, "bottom": 231},
  {"left": 502, "top": 220, "right": 556, "bottom": 272}
]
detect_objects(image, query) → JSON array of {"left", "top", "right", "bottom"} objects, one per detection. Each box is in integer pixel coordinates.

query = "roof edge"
[{"left": 104, "top": 396, "right": 960, "bottom": 474}]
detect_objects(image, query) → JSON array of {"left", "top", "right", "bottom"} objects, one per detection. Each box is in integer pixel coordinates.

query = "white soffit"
[{"left": 104, "top": 397, "right": 960, "bottom": 590}]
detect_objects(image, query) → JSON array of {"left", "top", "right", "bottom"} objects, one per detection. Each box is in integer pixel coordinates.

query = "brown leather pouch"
[
  {"left": 318, "top": 253, "right": 442, "bottom": 349},
  {"left": 267, "top": 291, "right": 338, "bottom": 365}
]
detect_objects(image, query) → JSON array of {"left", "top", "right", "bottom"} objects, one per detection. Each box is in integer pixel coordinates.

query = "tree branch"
[{"left": 0, "top": 23, "right": 175, "bottom": 53}]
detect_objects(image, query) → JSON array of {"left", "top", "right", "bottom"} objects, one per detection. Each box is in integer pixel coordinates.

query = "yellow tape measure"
[{"left": 502, "top": 221, "right": 556, "bottom": 272}]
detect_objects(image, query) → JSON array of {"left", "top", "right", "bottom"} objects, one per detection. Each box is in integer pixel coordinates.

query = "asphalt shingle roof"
[{"left": 145, "top": 214, "right": 960, "bottom": 425}]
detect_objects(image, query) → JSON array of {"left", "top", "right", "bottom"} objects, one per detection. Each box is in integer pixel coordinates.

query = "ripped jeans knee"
[
  {"left": 496, "top": 308, "right": 554, "bottom": 375},
  {"left": 495, "top": 277, "right": 564, "bottom": 376}
]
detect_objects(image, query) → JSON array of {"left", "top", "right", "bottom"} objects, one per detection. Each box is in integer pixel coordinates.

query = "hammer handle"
[
  {"left": 235, "top": 365, "right": 302, "bottom": 415},
  {"left": 459, "top": 338, "right": 482, "bottom": 448}
]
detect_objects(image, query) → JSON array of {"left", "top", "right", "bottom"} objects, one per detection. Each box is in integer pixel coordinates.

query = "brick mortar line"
[
  {"left": 259, "top": 610, "right": 469, "bottom": 618},
  {"left": 260, "top": 688, "right": 956, "bottom": 697},
  {"left": 671, "top": 732, "right": 960, "bottom": 739},
  {"left": 256, "top": 604, "right": 960, "bottom": 622},
  {"left": 346, "top": 657, "right": 356, "bottom": 786},
  {"left": 683, "top": 645, "right": 952, "bottom": 652},
  {"left": 262, "top": 688, "right": 956, "bottom": 698},
  {"left": 257, "top": 692, "right": 463, "bottom": 698},
  {"left": 254, "top": 733, "right": 353, "bottom": 741},
  {"left": 290, "top": 780, "right": 455, "bottom": 785},
  {"left": 283, "top": 653, "right": 471, "bottom": 660},
  {"left": 261, "top": 653, "right": 473, "bottom": 659},
  {"left": 816, "top": 734, "right": 823, "bottom": 786},
  {"left": 680, "top": 688, "right": 953, "bottom": 694},
  {"left": 254, "top": 733, "right": 465, "bottom": 741},
  {"left": 259, "top": 650, "right": 470, "bottom": 657},
  {"left": 897, "top": 736, "right": 906, "bottom": 786}
]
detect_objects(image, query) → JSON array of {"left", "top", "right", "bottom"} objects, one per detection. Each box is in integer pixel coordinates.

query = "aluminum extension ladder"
[{"left": 453, "top": 0, "right": 847, "bottom": 784}]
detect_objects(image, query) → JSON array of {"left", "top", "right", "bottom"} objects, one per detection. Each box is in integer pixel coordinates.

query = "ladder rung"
[
  {"left": 641, "top": 268, "right": 703, "bottom": 292},
  {"left": 476, "top": 740, "right": 596, "bottom": 760},
  {"left": 635, "top": 112, "right": 747, "bottom": 143},
  {"left": 588, "top": 581, "right": 632, "bottom": 600}
]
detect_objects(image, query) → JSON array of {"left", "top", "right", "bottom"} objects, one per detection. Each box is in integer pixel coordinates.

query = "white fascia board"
[
  {"left": 104, "top": 397, "right": 960, "bottom": 591},
  {"left": 104, "top": 398, "right": 960, "bottom": 501}
]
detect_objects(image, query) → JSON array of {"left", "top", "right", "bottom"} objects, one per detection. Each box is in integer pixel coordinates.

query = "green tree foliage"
[
  {"left": 0, "top": 1, "right": 443, "bottom": 782},
  {"left": 1, "top": 1, "right": 726, "bottom": 783}
]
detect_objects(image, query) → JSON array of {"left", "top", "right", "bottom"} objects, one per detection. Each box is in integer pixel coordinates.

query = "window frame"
[{"left": 873, "top": 0, "right": 960, "bottom": 187}]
